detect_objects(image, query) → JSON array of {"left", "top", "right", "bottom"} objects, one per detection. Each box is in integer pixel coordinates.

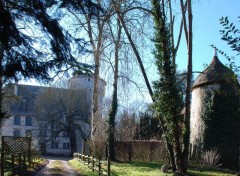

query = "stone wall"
[{"left": 190, "top": 84, "right": 220, "bottom": 154}]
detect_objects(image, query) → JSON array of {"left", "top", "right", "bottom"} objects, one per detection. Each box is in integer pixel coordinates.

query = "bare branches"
[
  {"left": 112, "top": 0, "right": 153, "bottom": 99},
  {"left": 180, "top": 0, "right": 188, "bottom": 44}
]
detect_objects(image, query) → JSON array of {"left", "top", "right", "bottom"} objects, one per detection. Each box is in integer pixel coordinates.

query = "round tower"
[
  {"left": 190, "top": 51, "right": 239, "bottom": 169},
  {"left": 68, "top": 74, "right": 106, "bottom": 104},
  {"left": 68, "top": 74, "right": 106, "bottom": 152}
]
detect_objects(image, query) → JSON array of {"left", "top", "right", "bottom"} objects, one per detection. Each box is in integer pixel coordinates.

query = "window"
[
  {"left": 14, "top": 116, "right": 20, "bottom": 125},
  {"left": 26, "top": 116, "right": 32, "bottom": 126},
  {"left": 25, "top": 130, "right": 32, "bottom": 137},
  {"left": 14, "top": 130, "right": 20, "bottom": 137},
  {"left": 39, "top": 124, "right": 48, "bottom": 137},
  {"left": 62, "top": 131, "right": 69, "bottom": 137},
  {"left": 51, "top": 142, "right": 58, "bottom": 149},
  {"left": 63, "top": 142, "right": 70, "bottom": 149}
]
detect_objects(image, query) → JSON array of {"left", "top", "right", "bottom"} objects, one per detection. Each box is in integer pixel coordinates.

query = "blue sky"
[
  {"left": 177, "top": 0, "right": 240, "bottom": 77},
  {"left": 20, "top": 1, "right": 240, "bottom": 98}
]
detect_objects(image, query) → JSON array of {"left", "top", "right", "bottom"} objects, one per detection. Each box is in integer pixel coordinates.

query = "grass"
[
  {"left": 3, "top": 158, "right": 48, "bottom": 176},
  {"left": 69, "top": 159, "right": 97, "bottom": 176},
  {"left": 69, "top": 159, "right": 239, "bottom": 176}
]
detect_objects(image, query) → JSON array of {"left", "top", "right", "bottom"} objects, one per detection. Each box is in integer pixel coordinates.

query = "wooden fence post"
[
  {"left": 1, "top": 152, "right": 4, "bottom": 176},
  {"left": 11, "top": 154, "right": 15, "bottom": 175},
  {"left": 87, "top": 155, "right": 90, "bottom": 165},
  {"left": 107, "top": 156, "right": 110, "bottom": 176},
  {"left": 98, "top": 159, "right": 101, "bottom": 176},
  {"left": 28, "top": 137, "right": 31, "bottom": 163},
  {"left": 23, "top": 152, "right": 26, "bottom": 168},
  {"left": 19, "top": 153, "right": 21, "bottom": 166},
  {"left": 92, "top": 158, "right": 95, "bottom": 172},
  {"left": 149, "top": 142, "right": 154, "bottom": 161},
  {"left": 128, "top": 143, "right": 132, "bottom": 162}
]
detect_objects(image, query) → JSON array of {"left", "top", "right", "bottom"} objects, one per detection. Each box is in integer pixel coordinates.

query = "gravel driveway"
[{"left": 34, "top": 156, "right": 82, "bottom": 176}]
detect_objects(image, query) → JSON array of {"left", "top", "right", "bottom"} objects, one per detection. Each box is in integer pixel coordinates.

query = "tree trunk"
[
  {"left": 0, "top": 43, "right": 4, "bottom": 126},
  {"left": 107, "top": 18, "right": 122, "bottom": 161},
  {"left": 181, "top": 0, "right": 192, "bottom": 173},
  {"left": 83, "top": 8, "right": 104, "bottom": 142},
  {"left": 68, "top": 113, "right": 77, "bottom": 155},
  {"left": 69, "top": 126, "right": 77, "bottom": 155},
  {"left": 151, "top": 0, "right": 183, "bottom": 171},
  {"left": 91, "top": 53, "right": 100, "bottom": 140}
]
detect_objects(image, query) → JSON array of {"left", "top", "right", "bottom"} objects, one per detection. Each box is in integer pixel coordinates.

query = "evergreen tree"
[
  {"left": 0, "top": 0, "right": 98, "bottom": 124},
  {"left": 138, "top": 112, "right": 161, "bottom": 140}
]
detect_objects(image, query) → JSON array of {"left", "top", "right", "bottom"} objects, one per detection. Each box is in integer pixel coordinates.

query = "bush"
[{"left": 201, "top": 148, "right": 222, "bottom": 167}]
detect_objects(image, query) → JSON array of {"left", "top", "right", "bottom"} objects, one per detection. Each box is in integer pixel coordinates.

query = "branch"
[
  {"left": 112, "top": 0, "right": 153, "bottom": 100},
  {"left": 180, "top": 0, "right": 188, "bottom": 44}
]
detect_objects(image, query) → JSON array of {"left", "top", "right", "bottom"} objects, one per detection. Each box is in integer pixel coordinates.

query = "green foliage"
[
  {"left": 151, "top": 0, "right": 183, "bottom": 142},
  {"left": 219, "top": 17, "right": 240, "bottom": 54},
  {"left": 202, "top": 83, "right": 239, "bottom": 169},
  {"left": 0, "top": 0, "right": 99, "bottom": 124},
  {"left": 136, "top": 112, "right": 161, "bottom": 140},
  {"left": 151, "top": 0, "right": 184, "bottom": 172},
  {"left": 211, "top": 16, "right": 240, "bottom": 75}
]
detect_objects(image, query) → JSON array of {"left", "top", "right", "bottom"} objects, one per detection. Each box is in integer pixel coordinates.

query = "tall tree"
[
  {"left": 152, "top": 0, "right": 183, "bottom": 171},
  {"left": 59, "top": 1, "right": 112, "bottom": 144},
  {"left": 106, "top": 17, "right": 122, "bottom": 160},
  {"left": 180, "top": 0, "right": 193, "bottom": 172},
  {"left": 0, "top": 0, "right": 96, "bottom": 124}
]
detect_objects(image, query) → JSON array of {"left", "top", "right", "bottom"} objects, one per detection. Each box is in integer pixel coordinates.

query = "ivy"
[{"left": 202, "top": 83, "right": 239, "bottom": 169}]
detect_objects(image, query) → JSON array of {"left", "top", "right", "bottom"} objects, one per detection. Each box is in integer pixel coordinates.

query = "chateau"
[{"left": 0, "top": 75, "right": 106, "bottom": 155}]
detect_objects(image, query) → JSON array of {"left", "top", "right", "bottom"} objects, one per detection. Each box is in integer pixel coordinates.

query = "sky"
[
  {"left": 177, "top": 0, "right": 240, "bottom": 76},
  {"left": 19, "top": 1, "right": 240, "bottom": 105}
]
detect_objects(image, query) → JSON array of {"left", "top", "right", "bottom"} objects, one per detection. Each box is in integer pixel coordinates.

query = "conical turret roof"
[{"left": 192, "top": 52, "right": 235, "bottom": 90}]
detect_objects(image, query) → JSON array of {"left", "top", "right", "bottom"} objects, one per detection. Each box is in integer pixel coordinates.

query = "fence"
[
  {"left": 84, "top": 140, "right": 168, "bottom": 162},
  {"left": 0, "top": 136, "right": 36, "bottom": 176},
  {"left": 74, "top": 153, "right": 110, "bottom": 176},
  {"left": 115, "top": 140, "right": 168, "bottom": 162},
  {"left": 0, "top": 151, "right": 40, "bottom": 175}
]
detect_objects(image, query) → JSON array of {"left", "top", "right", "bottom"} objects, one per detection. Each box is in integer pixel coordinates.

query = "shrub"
[{"left": 201, "top": 148, "right": 222, "bottom": 167}]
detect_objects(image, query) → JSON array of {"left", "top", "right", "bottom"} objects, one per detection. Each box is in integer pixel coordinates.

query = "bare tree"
[
  {"left": 116, "top": 111, "right": 137, "bottom": 141},
  {"left": 180, "top": 0, "right": 193, "bottom": 172},
  {"left": 35, "top": 80, "right": 91, "bottom": 155}
]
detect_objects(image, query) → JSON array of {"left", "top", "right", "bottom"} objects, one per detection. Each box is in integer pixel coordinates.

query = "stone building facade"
[{"left": 0, "top": 75, "right": 106, "bottom": 155}]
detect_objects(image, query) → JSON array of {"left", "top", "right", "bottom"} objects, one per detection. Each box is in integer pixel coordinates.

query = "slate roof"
[{"left": 192, "top": 55, "right": 235, "bottom": 90}]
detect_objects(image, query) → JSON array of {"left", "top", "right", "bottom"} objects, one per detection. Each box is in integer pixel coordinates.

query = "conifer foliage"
[{"left": 0, "top": 0, "right": 97, "bottom": 124}]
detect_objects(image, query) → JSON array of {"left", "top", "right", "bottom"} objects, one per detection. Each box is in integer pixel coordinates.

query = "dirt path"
[{"left": 34, "top": 156, "right": 81, "bottom": 176}]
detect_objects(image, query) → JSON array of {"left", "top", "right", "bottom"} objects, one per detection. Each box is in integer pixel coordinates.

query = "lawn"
[
  {"left": 3, "top": 158, "right": 48, "bottom": 176},
  {"left": 69, "top": 159, "right": 239, "bottom": 176}
]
